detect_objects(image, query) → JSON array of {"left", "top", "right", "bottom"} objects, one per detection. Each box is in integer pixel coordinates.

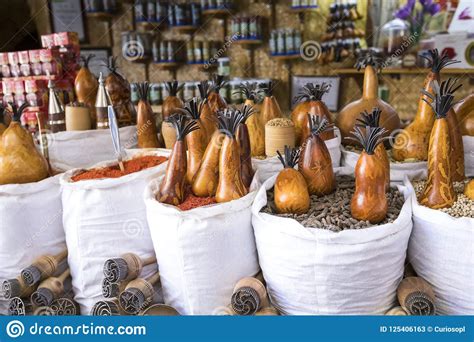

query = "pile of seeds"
[
  {"left": 262, "top": 175, "right": 405, "bottom": 232},
  {"left": 413, "top": 180, "right": 474, "bottom": 218},
  {"left": 344, "top": 145, "right": 422, "bottom": 164},
  {"left": 266, "top": 118, "right": 294, "bottom": 127}
]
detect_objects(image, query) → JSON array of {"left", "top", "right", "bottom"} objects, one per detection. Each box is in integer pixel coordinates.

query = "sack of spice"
[
  {"left": 144, "top": 172, "right": 261, "bottom": 315},
  {"left": 253, "top": 128, "right": 342, "bottom": 182},
  {"left": 48, "top": 126, "right": 138, "bottom": 172},
  {"left": 0, "top": 175, "right": 66, "bottom": 314},
  {"left": 406, "top": 178, "right": 473, "bottom": 315},
  {"left": 341, "top": 146, "right": 427, "bottom": 184},
  {"left": 463, "top": 136, "right": 474, "bottom": 177},
  {"left": 60, "top": 150, "right": 169, "bottom": 314},
  {"left": 251, "top": 168, "right": 413, "bottom": 315}
]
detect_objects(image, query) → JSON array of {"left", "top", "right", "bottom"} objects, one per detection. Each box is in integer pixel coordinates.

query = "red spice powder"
[
  {"left": 177, "top": 194, "right": 216, "bottom": 211},
  {"left": 71, "top": 156, "right": 167, "bottom": 182}
]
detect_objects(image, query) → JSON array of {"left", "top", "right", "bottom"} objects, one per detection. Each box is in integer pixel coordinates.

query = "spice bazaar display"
[
  {"left": 251, "top": 123, "right": 413, "bottom": 314},
  {"left": 60, "top": 147, "right": 168, "bottom": 314},
  {"left": 145, "top": 108, "right": 260, "bottom": 314},
  {"left": 406, "top": 78, "right": 473, "bottom": 315},
  {"left": 336, "top": 49, "right": 400, "bottom": 144}
]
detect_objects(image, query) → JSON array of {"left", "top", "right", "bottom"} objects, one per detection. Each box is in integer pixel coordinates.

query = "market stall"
[{"left": 0, "top": 0, "right": 472, "bottom": 317}]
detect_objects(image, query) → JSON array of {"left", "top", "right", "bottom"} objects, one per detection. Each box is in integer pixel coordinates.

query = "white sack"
[
  {"left": 251, "top": 169, "right": 413, "bottom": 315},
  {"left": 61, "top": 150, "right": 169, "bottom": 314},
  {"left": 463, "top": 136, "right": 474, "bottom": 177},
  {"left": 341, "top": 146, "right": 427, "bottom": 183},
  {"left": 405, "top": 179, "right": 474, "bottom": 315},
  {"left": 145, "top": 173, "right": 261, "bottom": 315},
  {"left": 0, "top": 175, "right": 65, "bottom": 314},
  {"left": 253, "top": 129, "right": 342, "bottom": 182},
  {"left": 48, "top": 126, "right": 137, "bottom": 171}
]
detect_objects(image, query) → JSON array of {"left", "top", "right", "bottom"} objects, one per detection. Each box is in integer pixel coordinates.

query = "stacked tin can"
[
  {"left": 269, "top": 29, "right": 302, "bottom": 56},
  {"left": 231, "top": 16, "right": 262, "bottom": 40},
  {"left": 134, "top": 1, "right": 169, "bottom": 23}
]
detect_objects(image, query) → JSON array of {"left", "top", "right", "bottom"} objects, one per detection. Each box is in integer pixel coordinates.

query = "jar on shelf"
[{"left": 379, "top": 18, "right": 410, "bottom": 66}]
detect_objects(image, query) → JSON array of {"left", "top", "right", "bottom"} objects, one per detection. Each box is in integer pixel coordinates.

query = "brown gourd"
[
  {"left": 356, "top": 108, "right": 390, "bottom": 189},
  {"left": 192, "top": 129, "right": 225, "bottom": 197},
  {"left": 392, "top": 49, "right": 459, "bottom": 161},
  {"left": 336, "top": 49, "right": 400, "bottom": 145},
  {"left": 237, "top": 82, "right": 265, "bottom": 157},
  {"left": 162, "top": 81, "right": 184, "bottom": 120},
  {"left": 292, "top": 82, "right": 335, "bottom": 144},
  {"left": 274, "top": 145, "right": 310, "bottom": 214},
  {"left": 180, "top": 98, "right": 208, "bottom": 184},
  {"left": 465, "top": 179, "right": 474, "bottom": 200},
  {"left": 104, "top": 56, "right": 135, "bottom": 126},
  {"left": 197, "top": 81, "right": 218, "bottom": 142},
  {"left": 236, "top": 105, "right": 255, "bottom": 188},
  {"left": 75, "top": 55, "right": 98, "bottom": 128},
  {"left": 347, "top": 125, "right": 388, "bottom": 223},
  {"left": 418, "top": 79, "right": 461, "bottom": 209},
  {"left": 134, "top": 82, "right": 160, "bottom": 148},
  {"left": 215, "top": 109, "right": 248, "bottom": 203},
  {"left": 207, "top": 74, "right": 227, "bottom": 114},
  {"left": 261, "top": 81, "right": 282, "bottom": 125},
  {"left": 454, "top": 93, "right": 474, "bottom": 136},
  {"left": 0, "top": 103, "right": 49, "bottom": 185},
  {"left": 158, "top": 114, "right": 199, "bottom": 205},
  {"left": 299, "top": 115, "right": 335, "bottom": 196},
  {"left": 446, "top": 96, "right": 465, "bottom": 182}
]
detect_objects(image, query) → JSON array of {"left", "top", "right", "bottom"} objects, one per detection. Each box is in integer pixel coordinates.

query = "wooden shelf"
[
  {"left": 202, "top": 8, "right": 232, "bottom": 16},
  {"left": 187, "top": 62, "right": 217, "bottom": 70},
  {"left": 86, "top": 12, "right": 114, "bottom": 20},
  {"left": 152, "top": 61, "right": 181, "bottom": 68},
  {"left": 333, "top": 68, "right": 474, "bottom": 75},
  {"left": 270, "top": 54, "right": 300, "bottom": 61},
  {"left": 290, "top": 6, "right": 319, "bottom": 13},
  {"left": 170, "top": 25, "right": 198, "bottom": 32},
  {"left": 136, "top": 21, "right": 166, "bottom": 30},
  {"left": 234, "top": 39, "right": 263, "bottom": 47}
]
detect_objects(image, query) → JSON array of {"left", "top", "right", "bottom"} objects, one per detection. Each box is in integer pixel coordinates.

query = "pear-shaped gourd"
[
  {"left": 336, "top": 49, "right": 400, "bottom": 145},
  {"left": 356, "top": 108, "right": 390, "bottom": 190},
  {"left": 104, "top": 56, "right": 135, "bottom": 126},
  {"left": 208, "top": 74, "right": 227, "bottom": 113},
  {"left": 75, "top": 55, "right": 98, "bottom": 127},
  {"left": 197, "top": 81, "right": 218, "bottom": 142},
  {"left": 0, "top": 103, "right": 49, "bottom": 185},
  {"left": 237, "top": 82, "right": 265, "bottom": 157},
  {"left": 162, "top": 81, "right": 184, "bottom": 120},
  {"left": 261, "top": 81, "right": 282, "bottom": 125},
  {"left": 274, "top": 146, "right": 310, "bottom": 214},
  {"left": 292, "top": 82, "right": 335, "bottom": 144},
  {"left": 347, "top": 125, "right": 388, "bottom": 223},
  {"left": 418, "top": 79, "right": 461, "bottom": 209},
  {"left": 454, "top": 93, "right": 474, "bottom": 136}
]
